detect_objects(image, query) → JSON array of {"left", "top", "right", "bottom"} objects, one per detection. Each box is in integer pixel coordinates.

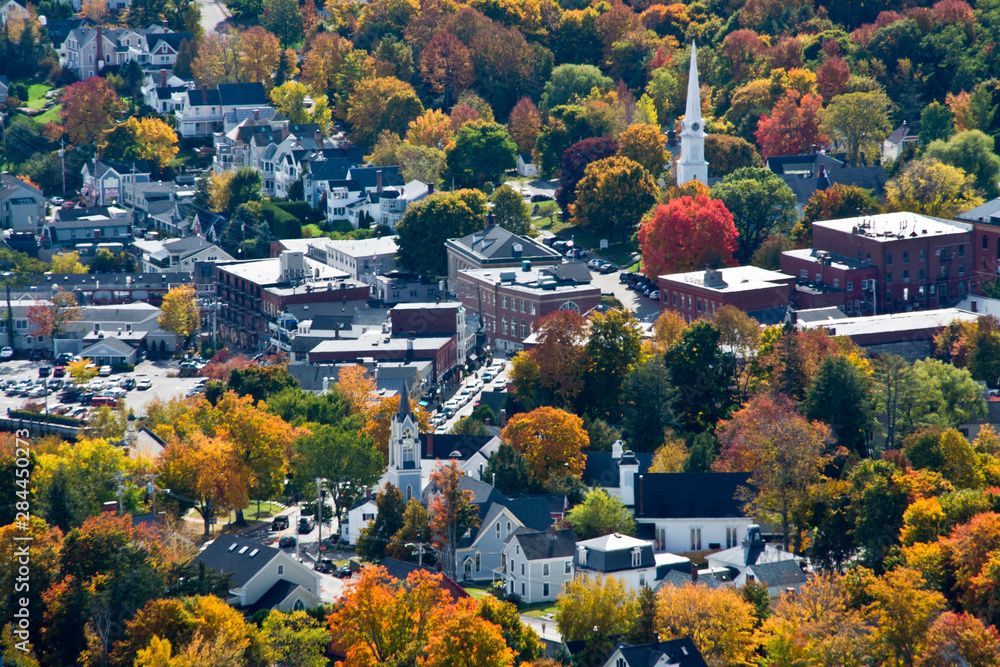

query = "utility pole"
[
  {"left": 315, "top": 477, "right": 323, "bottom": 559},
  {"left": 406, "top": 541, "right": 431, "bottom": 567},
  {"left": 59, "top": 139, "right": 66, "bottom": 196}
]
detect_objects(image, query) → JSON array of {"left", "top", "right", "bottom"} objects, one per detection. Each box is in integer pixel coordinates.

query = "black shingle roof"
[
  {"left": 420, "top": 433, "right": 494, "bottom": 460},
  {"left": 243, "top": 579, "right": 299, "bottom": 613},
  {"left": 512, "top": 528, "right": 576, "bottom": 560},
  {"left": 582, "top": 450, "right": 653, "bottom": 489},
  {"left": 193, "top": 534, "right": 279, "bottom": 587},
  {"left": 634, "top": 473, "right": 752, "bottom": 519},
  {"left": 217, "top": 82, "right": 267, "bottom": 106},
  {"left": 615, "top": 638, "right": 708, "bottom": 667}
]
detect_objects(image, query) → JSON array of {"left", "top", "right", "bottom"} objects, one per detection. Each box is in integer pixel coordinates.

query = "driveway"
[
  {"left": 197, "top": 0, "right": 231, "bottom": 34},
  {"left": 590, "top": 269, "right": 661, "bottom": 321}
]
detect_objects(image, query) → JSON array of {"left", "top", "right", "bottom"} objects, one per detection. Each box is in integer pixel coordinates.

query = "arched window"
[
  {"left": 559, "top": 301, "right": 580, "bottom": 313},
  {"left": 293, "top": 599, "right": 305, "bottom": 611}
]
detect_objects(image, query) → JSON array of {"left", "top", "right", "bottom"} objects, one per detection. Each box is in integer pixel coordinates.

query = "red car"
[{"left": 53, "top": 366, "right": 65, "bottom": 378}]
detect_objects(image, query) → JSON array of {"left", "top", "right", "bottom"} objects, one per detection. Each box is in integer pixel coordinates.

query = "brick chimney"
[
  {"left": 159, "top": 69, "right": 167, "bottom": 87},
  {"left": 376, "top": 169, "right": 383, "bottom": 194},
  {"left": 691, "top": 561, "right": 698, "bottom": 582},
  {"left": 427, "top": 432, "right": 434, "bottom": 457}
]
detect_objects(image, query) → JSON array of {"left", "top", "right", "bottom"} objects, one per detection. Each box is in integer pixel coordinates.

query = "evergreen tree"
[{"left": 356, "top": 484, "right": 405, "bottom": 561}]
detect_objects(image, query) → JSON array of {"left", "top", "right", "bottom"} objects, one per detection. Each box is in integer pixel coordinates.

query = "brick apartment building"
[
  {"left": 957, "top": 199, "right": 1000, "bottom": 292},
  {"left": 657, "top": 266, "right": 794, "bottom": 323},
  {"left": 454, "top": 261, "right": 601, "bottom": 353},
  {"left": 215, "top": 251, "right": 371, "bottom": 350},
  {"left": 781, "top": 212, "right": 973, "bottom": 315}
]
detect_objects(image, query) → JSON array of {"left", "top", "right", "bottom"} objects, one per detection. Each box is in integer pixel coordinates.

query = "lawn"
[
  {"left": 26, "top": 83, "right": 52, "bottom": 110},
  {"left": 519, "top": 601, "right": 559, "bottom": 618},
  {"left": 33, "top": 104, "right": 61, "bottom": 124},
  {"left": 532, "top": 215, "right": 640, "bottom": 268}
]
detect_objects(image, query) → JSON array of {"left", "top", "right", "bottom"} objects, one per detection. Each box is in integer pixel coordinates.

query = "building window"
[
  {"left": 631, "top": 547, "right": 641, "bottom": 567},
  {"left": 293, "top": 599, "right": 305, "bottom": 611},
  {"left": 543, "top": 563, "right": 549, "bottom": 576},
  {"left": 639, "top": 573, "right": 646, "bottom": 588},
  {"left": 277, "top": 565, "right": 284, "bottom": 576},
  {"left": 959, "top": 245, "right": 966, "bottom": 256},
  {"left": 920, "top": 249, "right": 926, "bottom": 261},
  {"left": 726, "top": 527, "right": 738, "bottom": 549},
  {"left": 847, "top": 281, "right": 853, "bottom": 292},
  {"left": 475, "top": 551, "right": 481, "bottom": 572},
  {"left": 521, "top": 563, "right": 525, "bottom": 576},
  {"left": 799, "top": 270, "right": 808, "bottom": 279},
  {"left": 690, "top": 527, "right": 702, "bottom": 551},
  {"left": 886, "top": 272, "right": 892, "bottom": 283},
  {"left": 543, "top": 583, "right": 550, "bottom": 597},
  {"left": 983, "top": 235, "right": 989, "bottom": 249},
  {"left": 903, "top": 270, "right": 909, "bottom": 283},
  {"left": 886, "top": 252, "right": 893, "bottom": 265},
  {"left": 521, "top": 582, "right": 525, "bottom": 596},
  {"left": 496, "top": 522, "right": 501, "bottom": 539},
  {"left": 565, "top": 561, "right": 572, "bottom": 574},
  {"left": 833, "top": 278, "right": 840, "bottom": 288},
  {"left": 902, "top": 251, "right": 909, "bottom": 263}
]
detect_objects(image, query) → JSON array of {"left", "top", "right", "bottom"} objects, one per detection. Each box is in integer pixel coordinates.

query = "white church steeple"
[
  {"left": 386, "top": 383, "right": 421, "bottom": 502},
  {"left": 676, "top": 42, "right": 709, "bottom": 186}
]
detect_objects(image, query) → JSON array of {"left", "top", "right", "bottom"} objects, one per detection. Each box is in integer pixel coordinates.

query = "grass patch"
[
  {"left": 520, "top": 601, "right": 559, "bottom": 618},
  {"left": 461, "top": 584, "right": 493, "bottom": 600},
  {"left": 26, "top": 83, "right": 52, "bottom": 110},
  {"left": 532, "top": 217, "right": 640, "bottom": 268},
  {"left": 33, "top": 104, "right": 61, "bottom": 124}
]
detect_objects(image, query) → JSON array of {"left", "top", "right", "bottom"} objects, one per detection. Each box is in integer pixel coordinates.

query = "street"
[{"left": 197, "top": 0, "right": 231, "bottom": 34}]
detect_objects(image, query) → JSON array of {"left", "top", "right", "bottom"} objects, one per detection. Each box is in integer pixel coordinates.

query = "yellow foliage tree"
[
  {"left": 207, "top": 170, "right": 234, "bottom": 213},
  {"left": 50, "top": 250, "right": 88, "bottom": 274},
  {"left": 865, "top": 567, "right": 946, "bottom": 666},
  {"left": 238, "top": 26, "right": 280, "bottom": 87},
  {"left": 158, "top": 284, "right": 201, "bottom": 343},
  {"left": 885, "top": 158, "right": 984, "bottom": 219},
  {"left": 655, "top": 584, "right": 757, "bottom": 666},
  {"left": 406, "top": 109, "right": 453, "bottom": 148},
  {"left": 501, "top": 406, "right": 589, "bottom": 488}
]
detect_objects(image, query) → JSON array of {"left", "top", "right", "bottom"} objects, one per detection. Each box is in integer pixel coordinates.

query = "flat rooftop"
[
  {"left": 460, "top": 265, "right": 597, "bottom": 296},
  {"left": 782, "top": 247, "right": 873, "bottom": 270},
  {"left": 798, "top": 308, "right": 978, "bottom": 337},
  {"left": 218, "top": 256, "right": 349, "bottom": 286},
  {"left": 813, "top": 212, "right": 971, "bottom": 241},
  {"left": 659, "top": 265, "right": 793, "bottom": 293}
]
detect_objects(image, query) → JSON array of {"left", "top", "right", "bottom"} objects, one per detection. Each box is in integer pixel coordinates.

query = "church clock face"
[
  {"left": 691, "top": 122, "right": 700, "bottom": 131},
  {"left": 402, "top": 428, "right": 412, "bottom": 439}
]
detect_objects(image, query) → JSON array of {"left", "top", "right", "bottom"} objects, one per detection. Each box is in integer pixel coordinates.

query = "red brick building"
[
  {"left": 215, "top": 251, "right": 371, "bottom": 351},
  {"left": 657, "top": 266, "right": 794, "bottom": 323},
  {"left": 957, "top": 200, "right": 1000, "bottom": 292},
  {"left": 454, "top": 261, "right": 601, "bottom": 353},
  {"left": 781, "top": 212, "right": 973, "bottom": 314}
]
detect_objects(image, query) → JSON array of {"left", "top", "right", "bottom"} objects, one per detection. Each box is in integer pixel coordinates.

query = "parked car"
[
  {"left": 90, "top": 396, "right": 118, "bottom": 407},
  {"left": 0, "top": 347, "right": 12, "bottom": 360},
  {"left": 271, "top": 515, "right": 290, "bottom": 531},
  {"left": 314, "top": 558, "right": 335, "bottom": 573},
  {"left": 335, "top": 566, "right": 353, "bottom": 578},
  {"left": 135, "top": 376, "right": 152, "bottom": 390},
  {"left": 297, "top": 516, "right": 315, "bottom": 533},
  {"left": 119, "top": 377, "right": 136, "bottom": 390},
  {"left": 52, "top": 366, "right": 65, "bottom": 378},
  {"left": 55, "top": 352, "right": 76, "bottom": 364},
  {"left": 38, "top": 366, "right": 51, "bottom": 378},
  {"left": 278, "top": 536, "right": 296, "bottom": 548},
  {"left": 98, "top": 365, "right": 112, "bottom": 377}
]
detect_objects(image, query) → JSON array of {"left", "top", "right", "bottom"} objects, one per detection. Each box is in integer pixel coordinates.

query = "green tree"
[
  {"left": 356, "top": 484, "right": 405, "bottom": 561},
  {"left": 566, "top": 488, "right": 636, "bottom": 539},
  {"left": 621, "top": 356, "right": 676, "bottom": 452},
  {"left": 293, "top": 424, "right": 383, "bottom": 529},
  {"left": 490, "top": 184, "right": 530, "bottom": 235},
  {"left": 885, "top": 157, "right": 984, "bottom": 220},
  {"left": 396, "top": 189, "right": 486, "bottom": 276},
  {"left": 821, "top": 91, "right": 894, "bottom": 166},
  {"left": 582, "top": 308, "right": 643, "bottom": 420},
  {"left": 711, "top": 167, "right": 797, "bottom": 262},
  {"left": 262, "top": 0, "right": 302, "bottom": 46},
  {"left": 924, "top": 129, "right": 1000, "bottom": 198},
  {"left": 664, "top": 321, "right": 736, "bottom": 433},
  {"left": 805, "top": 356, "right": 874, "bottom": 457},
  {"left": 258, "top": 610, "right": 329, "bottom": 667},
  {"left": 919, "top": 101, "right": 954, "bottom": 145},
  {"left": 482, "top": 443, "right": 534, "bottom": 496},
  {"left": 445, "top": 120, "right": 517, "bottom": 188},
  {"left": 541, "top": 63, "right": 613, "bottom": 111},
  {"left": 573, "top": 156, "right": 658, "bottom": 239},
  {"left": 227, "top": 364, "right": 296, "bottom": 401},
  {"left": 849, "top": 459, "right": 909, "bottom": 571},
  {"left": 908, "top": 358, "right": 987, "bottom": 429}
]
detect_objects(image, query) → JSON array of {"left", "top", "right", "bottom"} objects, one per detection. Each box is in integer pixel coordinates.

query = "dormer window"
[{"left": 631, "top": 547, "right": 641, "bottom": 567}]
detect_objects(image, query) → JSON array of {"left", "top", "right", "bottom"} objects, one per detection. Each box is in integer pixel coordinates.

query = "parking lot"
[
  {"left": 432, "top": 359, "right": 511, "bottom": 433},
  {"left": 0, "top": 358, "right": 206, "bottom": 419}
]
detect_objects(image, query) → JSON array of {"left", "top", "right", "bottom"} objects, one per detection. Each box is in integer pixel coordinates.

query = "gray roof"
[
  {"left": 583, "top": 451, "right": 653, "bottom": 488},
  {"left": 217, "top": 82, "right": 267, "bottom": 106},
  {"left": 450, "top": 225, "right": 560, "bottom": 263},
  {"left": 751, "top": 560, "right": 807, "bottom": 588},
  {"left": 511, "top": 528, "right": 576, "bottom": 560},
  {"left": 194, "top": 534, "right": 279, "bottom": 587},
  {"left": 244, "top": 579, "right": 301, "bottom": 613},
  {"left": 958, "top": 197, "right": 1000, "bottom": 224},
  {"left": 80, "top": 337, "right": 137, "bottom": 357}
]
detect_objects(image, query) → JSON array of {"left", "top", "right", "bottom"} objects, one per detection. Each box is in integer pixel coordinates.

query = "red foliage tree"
[
  {"left": 556, "top": 136, "right": 619, "bottom": 213},
  {"left": 817, "top": 56, "right": 851, "bottom": 101},
  {"left": 419, "top": 31, "right": 474, "bottom": 108},
  {"left": 721, "top": 29, "right": 766, "bottom": 81},
  {"left": 754, "top": 90, "right": 827, "bottom": 158},
  {"left": 638, "top": 194, "right": 738, "bottom": 277}
]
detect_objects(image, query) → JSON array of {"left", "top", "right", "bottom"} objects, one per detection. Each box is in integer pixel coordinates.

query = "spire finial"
[
  {"left": 397, "top": 382, "right": 411, "bottom": 419},
  {"left": 685, "top": 42, "right": 702, "bottom": 125}
]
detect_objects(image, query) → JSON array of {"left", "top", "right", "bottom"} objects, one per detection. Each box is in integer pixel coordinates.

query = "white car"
[
  {"left": 98, "top": 365, "right": 112, "bottom": 377},
  {"left": 135, "top": 375, "right": 152, "bottom": 390},
  {"left": 0, "top": 347, "right": 12, "bottom": 359}
]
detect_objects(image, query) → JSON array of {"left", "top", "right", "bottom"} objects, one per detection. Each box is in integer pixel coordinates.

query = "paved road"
[
  {"left": 520, "top": 614, "right": 562, "bottom": 642},
  {"left": 197, "top": 0, "right": 231, "bottom": 34}
]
